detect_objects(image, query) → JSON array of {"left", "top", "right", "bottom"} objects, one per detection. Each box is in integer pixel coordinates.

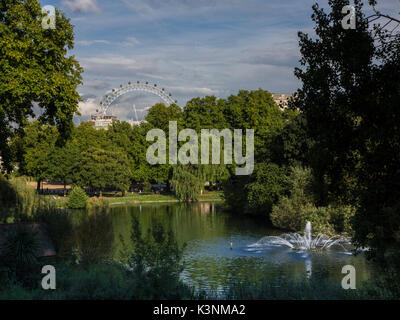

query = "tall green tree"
[
  {"left": 145, "top": 103, "right": 183, "bottom": 187},
  {"left": 0, "top": 0, "right": 83, "bottom": 170},
  {"left": 294, "top": 0, "right": 400, "bottom": 262},
  {"left": 47, "top": 140, "right": 78, "bottom": 196},
  {"left": 73, "top": 147, "right": 132, "bottom": 197},
  {"left": 21, "top": 122, "right": 57, "bottom": 190},
  {"left": 223, "top": 89, "right": 284, "bottom": 161}
]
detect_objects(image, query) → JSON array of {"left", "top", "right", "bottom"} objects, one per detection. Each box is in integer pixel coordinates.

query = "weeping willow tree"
[
  {"left": 170, "top": 165, "right": 204, "bottom": 201},
  {"left": 0, "top": 175, "right": 48, "bottom": 222}
]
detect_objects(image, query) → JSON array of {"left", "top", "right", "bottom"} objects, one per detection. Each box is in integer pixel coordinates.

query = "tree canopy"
[{"left": 0, "top": 0, "right": 83, "bottom": 171}]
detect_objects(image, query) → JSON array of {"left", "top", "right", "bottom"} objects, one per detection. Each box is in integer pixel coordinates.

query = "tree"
[
  {"left": 183, "top": 96, "right": 227, "bottom": 131},
  {"left": 146, "top": 103, "right": 183, "bottom": 132},
  {"left": 73, "top": 147, "right": 132, "bottom": 197},
  {"left": 130, "top": 124, "right": 152, "bottom": 183},
  {"left": 223, "top": 89, "right": 285, "bottom": 161},
  {"left": 245, "top": 163, "right": 287, "bottom": 216},
  {"left": 294, "top": 0, "right": 400, "bottom": 262},
  {"left": 21, "top": 122, "right": 57, "bottom": 191},
  {"left": 145, "top": 104, "right": 184, "bottom": 186},
  {"left": 0, "top": 0, "right": 83, "bottom": 171},
  {"left": 272, "top": 112, "right": 314, "bottom": 168},
  {"left": 47, "top": 140, "right": 78, "bottom": 196},
  {"left": 170, "top": 165, "right": 203, "bottom": 201}
]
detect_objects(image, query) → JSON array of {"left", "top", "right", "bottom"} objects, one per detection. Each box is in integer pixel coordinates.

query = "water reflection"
[{"left": 67, "top": 202, "right": 373, "bottom": 293}]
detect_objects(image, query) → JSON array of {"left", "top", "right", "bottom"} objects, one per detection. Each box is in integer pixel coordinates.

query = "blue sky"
[{"left": 39, "top": 0, "right": 399, "bottom": 121}]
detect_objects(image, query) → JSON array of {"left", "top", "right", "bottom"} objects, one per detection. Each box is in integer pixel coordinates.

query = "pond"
[{"left": 69, "top": 202, "right": 374, "bottom": 294}]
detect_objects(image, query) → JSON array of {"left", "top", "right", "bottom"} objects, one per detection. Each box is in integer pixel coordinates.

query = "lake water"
[{"left": 70, "top": 202, "right": 374, "bottom": 294}]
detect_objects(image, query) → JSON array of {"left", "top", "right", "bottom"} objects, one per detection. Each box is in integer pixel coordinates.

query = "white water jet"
[{"left": 249, "top": 221, "right": 350, "bottom": 251}]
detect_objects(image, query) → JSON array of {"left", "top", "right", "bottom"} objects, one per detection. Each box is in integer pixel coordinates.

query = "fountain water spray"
[{"left": 249, "top": 221, "right": 350, "bottom": 251}]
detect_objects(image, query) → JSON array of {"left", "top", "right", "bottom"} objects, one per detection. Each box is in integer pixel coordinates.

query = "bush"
[
  {"left": 271, "top": 196, "right": 315, "bottom": 232},
  {"left": 67, "top": 186, "right": 88, "bottom": 209},
  {"left": 223, "top": 276, "right": 364, "bottom": 300},
  {"left": 301, "top": 206, "right": 335, "bottom": 235},
  {"left": 86, "top": 197, "right": 109, "bottom": 211},
  {"left": 0, "top": 225, "right": 41, "bottom": 287},
  {"left": 245, "top": 163, "right": 286, "bottom": 215},
  {"left": 329, "top": 205, "right": 355, "bottom": 235},
  {"left": 270, "top": 166, "right": 355, "bottom": 235},
  {"left": 126, "top": 216, "right": 192, "bottom": 299},
  {"left": 59, "top": 264, "right": 133, "bottom": 300},
  {"left": 143, "top": 181, "right": 152, "bottom": 193}
]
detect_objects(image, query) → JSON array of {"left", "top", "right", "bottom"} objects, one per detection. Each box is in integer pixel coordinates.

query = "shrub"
[
  {"left": 0, "top": 225, "right": 41, "bottom": 287},
  {"left": 60, "top": 264, "right": 133, "bottom": 300},
  {"left": 143, "top": 181, "right": 152, "bottom": 193},
  {"left": 245, "top": 163, "right": 286, "bottom": 215},
  {"left": 67, "top": 186, "right": 88, "bottom": 209},
  {"left": 329, "top": 205, "right": 355, "bottom": 235},
  {"left": 127, "top": 217, "right": 192, "bottom": 299},
  {"left": 301, "top": 206, "right": 335, "bottom": 235},
  {"left": 86, "top": 197, "right": 109, "bottom": 211},
  {"left": 271, "top": 196, "right": 308, "bottom": 231},
  {"left": 270, "top": 166, "right": 355, "bottom": 235}
]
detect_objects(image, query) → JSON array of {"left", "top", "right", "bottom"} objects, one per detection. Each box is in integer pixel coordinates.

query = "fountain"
[{"left": 249, "top": 221, "right": 350, "bottom": 251}]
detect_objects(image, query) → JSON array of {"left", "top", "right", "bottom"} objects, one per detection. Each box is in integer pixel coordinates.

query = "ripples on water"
[{"left": 70, "top": 202, "right": 374, "bottom": 295}]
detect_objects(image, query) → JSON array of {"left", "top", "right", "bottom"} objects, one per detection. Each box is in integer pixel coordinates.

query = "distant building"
[
  {"left": 89, "top": 114, "right": 117, "bottom": 129},
  {"left": 272, "top": 93, "right": 293, "bottom": 110}
]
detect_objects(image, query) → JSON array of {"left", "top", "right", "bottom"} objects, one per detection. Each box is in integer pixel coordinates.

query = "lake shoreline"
[{"left": 48, "top": 191, "right": 224, "bottom": 208}]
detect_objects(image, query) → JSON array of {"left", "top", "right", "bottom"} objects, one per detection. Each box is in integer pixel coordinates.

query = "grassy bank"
[{"left": 47, "top": 191, "right": 224, "bottom": 208}]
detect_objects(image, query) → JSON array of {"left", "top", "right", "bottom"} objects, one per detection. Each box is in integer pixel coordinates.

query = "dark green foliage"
[
  {"left": 67, "top": 186, "right": 88, "bottom": 209},
  {"left": 0, "top": 175, "right": 49, "bottom": 221},
  {"left": 0, "top": 0, "right": 83, "bottom": 171},
  {"left": 270, "top": 166, "right": 355, "bottom": 235},
  {"left": 126, "top": 216, "right": 191, "bottom": 299},
  {"left": 34, "top": 208, "right": 75, "bottom": 259},
  {"left": 222, "top": 174, "right": 250, "bottom": 214},
  {"left": 0, "top": 174, "right": 18, "bottom": 221},
  {"left": 223, "top": 163, "right": 286, "bottom": 217},
  {"left": 55, "top": 263, "right": 133, "bottom": 300},
  {"left": 73, "top": 147, "right": 132, "bottom": 196},
  {"left": 143, "top": 181, "right": 152, "bottom": 193},
  {"left": 0, "top": 225, "right": 41, "bottom": 287},
  {"left": 224, "top": 276, "right": 364, "bottom": 300},
  {"left": 245, "top": 163, "right": 286, "bottom": 216},
  {"left": 272, "top": 113, "right": 314, "bottom": 167},
  {"left": 294, "top": 0, "right": 400, "bottom": 262},
  {"left": 75, "top": 211, "right": 115, "bottom": 264}
]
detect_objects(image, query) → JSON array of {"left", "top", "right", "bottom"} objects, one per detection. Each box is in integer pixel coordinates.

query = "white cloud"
[
  {"left": 78, "top": 98, "right": 100, "bottom": 116},
  {"left": 75, "top": 39, "right": 110, "bottom": 46},
  {"left": 62, "top": 0, "right": 101, "bottom": 13},
  {"left": 169, "top": 86, "right": 219, "bottom": 96},
  {"left": 122, "top": 36, "right": 141, "bottom": 47}
]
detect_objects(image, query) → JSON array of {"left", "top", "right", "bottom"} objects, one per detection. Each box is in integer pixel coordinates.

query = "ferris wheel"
[{"left": 98, "top": 81, "right": 177, "bottom": 116}]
